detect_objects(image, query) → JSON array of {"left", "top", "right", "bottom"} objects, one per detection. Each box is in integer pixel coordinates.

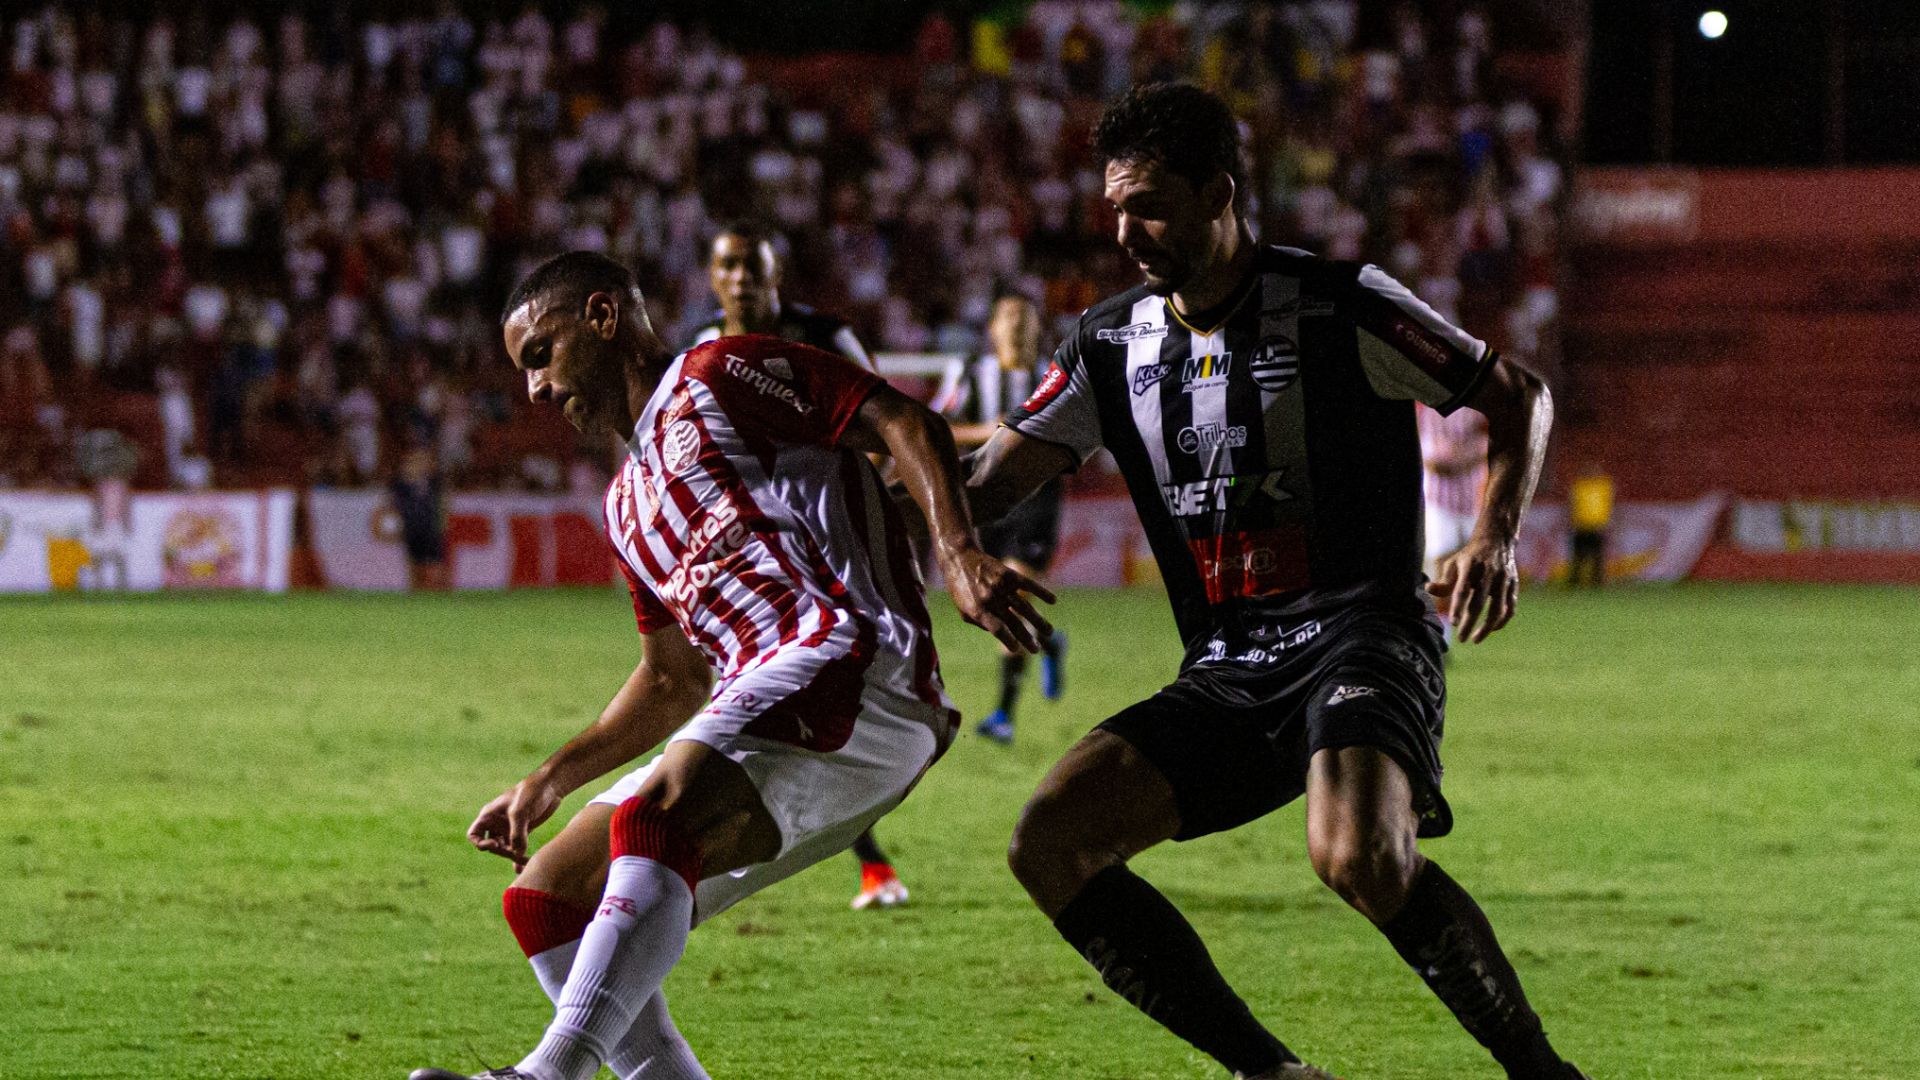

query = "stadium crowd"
[{"left": 0, "top": 1, "right": 1570, "bottom": 493}]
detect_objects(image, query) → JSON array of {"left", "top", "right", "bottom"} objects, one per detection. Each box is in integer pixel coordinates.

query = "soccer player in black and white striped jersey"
[
  {"left": 932, "top": 292, "right": 1069, "bottom": 743},
  {"left": 962, "top": 84, "right": 1589, "bottom": 1080}
]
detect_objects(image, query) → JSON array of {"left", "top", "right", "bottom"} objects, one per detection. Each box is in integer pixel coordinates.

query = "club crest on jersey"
[
  {"left": 1096, "top": 321, "right": 1169, "bottom": 344},
  {"left": 763, "top": 355, "right": 793, "bottom": 380},
  {"left": 1131, "top": 362, "right": 1171, "bottom": 395},
  {"left": 1250, "top": 336, "right": 1301, "bottom": 392},
  {"left": 660, "top": 418, "right": 702, "bottom": 475},
  {"left": 1181, "top": 352, "right": 1232, "bottom": 390},
  {"left": 1176, "top": 422, "right": 1247, "bottom": 454},
  {"left": 1021, "top": 363, "right": 1069, "bottom": 412}
]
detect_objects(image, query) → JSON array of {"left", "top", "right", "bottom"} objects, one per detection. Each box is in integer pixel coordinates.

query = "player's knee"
[
  {"left": 1007, "top": 792, "right": 1080, "bottom": 890},
  {"left": 610, "top": 795, "right": 706, "bottom": 892},
  {"left": 1309, "top": 827, "right": 1419, "bottom": 922}
]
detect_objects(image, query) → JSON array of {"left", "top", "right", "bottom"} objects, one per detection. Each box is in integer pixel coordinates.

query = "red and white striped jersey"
[
  {"left": 604, "top": 334, "right": 955, "bottom": 752},
  {"left": 1417, "top": 403, "right": 1488, "bottom": 518}
]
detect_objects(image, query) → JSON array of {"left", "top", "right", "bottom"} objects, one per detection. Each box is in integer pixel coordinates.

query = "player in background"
[
  {"left": 691, "top": 219, "right": 871, "bottom": 365},
  {"left": 956, "top": 84, "right": 1589, "bottom": 1079},
  {"left": 1566, "top": 460, "right": 1613, "bottom": 587},
  {"left": 932, "top": 292, "right": 1069, "bottom": 743},
  {"left": 1418, "top": 402, "right": 1489, "bottom": 647},
  {"left": 695, "top": 219, "right": 908, "bottom": 910},
  {"left": 411, "top": 252, "right": 1053, "bottom": 1080}
]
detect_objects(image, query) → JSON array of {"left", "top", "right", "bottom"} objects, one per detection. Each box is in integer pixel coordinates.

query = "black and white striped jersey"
[
  {"left": 929, "top": 353, "right": 1038, "bottom": 426},
  {"left": 1006, "top": 245, "right": 1495, "bottom": 654},
  {"left": 691, "top": 302, "right": 873, "bottom": 370}
]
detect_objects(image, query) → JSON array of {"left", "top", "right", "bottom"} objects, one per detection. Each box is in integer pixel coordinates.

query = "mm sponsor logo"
[
  {"left": 1249, "top": 336, "right": 1300, "bottom": 392},
  {"left": 725, "top": 354, "right": 814, "bottom": 414},
  {"left": 1096, "top": 321, "right": 1169, "bottom": 344},
  {"left": 1181, "top": 352, "right": 1232, "bottom": 389},
  {"left": 1131, "top": 362, "right": 1171, "bottom": 395},
  {"left": 1176, "top": 423, "right": 1247, "bottom": 455},
  {"left": 660, "top": 418, "right": 702, "bottom": 475},
  {"left": 1160, "top": 469, "right": 1293, "bottom": 517},
  {"left": 660, "top": 500, "right": 752, "bottom": 607}
]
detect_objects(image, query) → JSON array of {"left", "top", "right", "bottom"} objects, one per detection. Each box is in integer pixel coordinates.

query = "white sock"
[
  {"left": 527, "top": 943, "right": 706, "bottom": 1080},
  {"left": 518, "top": 857, "right": 695, "bottom": 1080}
]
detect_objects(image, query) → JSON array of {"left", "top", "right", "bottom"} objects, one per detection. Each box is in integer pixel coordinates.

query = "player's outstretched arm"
[
  {"left": 1427, "top": 355, "right": 1553, "bottom": 643},
  {"left": 965, "top": 425, "right": 1076, "bottom": 525},
  {"left": 468, "top": 625, "right": 712, "bottom": 867},
  {"left": 850, "top": 385, "right": 1058, "bottom": 653}
]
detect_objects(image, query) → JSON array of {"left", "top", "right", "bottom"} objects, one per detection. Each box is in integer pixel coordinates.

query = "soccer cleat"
[
  {"left": 1040, "top": 629, "right": 1067, "bottom": 699},
  {"left": 974, "top": 709, "right": 1014, "bottom": 744},
  {"left": 408, "top": 1069, "right": 533, "bottom": 1080},
  {"left": 851, "top": 862, "right": 909, "bottom": 909}
]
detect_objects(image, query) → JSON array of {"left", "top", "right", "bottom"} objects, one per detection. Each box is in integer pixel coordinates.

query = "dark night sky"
[{"left": 1584, "top": 0, "right": 1920, "bottom": 165}]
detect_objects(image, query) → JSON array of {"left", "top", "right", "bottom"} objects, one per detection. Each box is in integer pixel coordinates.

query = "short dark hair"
[
  {"left": 501, "top": 251, "right": 640, "bottom": 326},
  {"left": 707, "top": 218, "right": 784, "bottom": 264},
  {"left": 1092, "top": 82, "right": 1245, "bottom": 207}
]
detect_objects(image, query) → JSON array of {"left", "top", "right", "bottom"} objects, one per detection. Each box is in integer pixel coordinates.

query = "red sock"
[{"left": 502, "top": 887, "right": 595, "bottom": 958}]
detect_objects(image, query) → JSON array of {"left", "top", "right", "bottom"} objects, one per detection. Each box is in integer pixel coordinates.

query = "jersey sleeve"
[
  {"left": 685, "top": 335, "right": 883, "bottom": 448},
  {"left": 1350, "top": 264, "right": 1496, "bottom": 415},
  {"left": 615, "top": 554, "right": 676, "bottom": 633},
  {"left": 1002, "top": 325, "right": 1102, "bottom": 465}
]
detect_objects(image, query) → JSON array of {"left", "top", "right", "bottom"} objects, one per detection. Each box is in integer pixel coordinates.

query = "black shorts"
[
  {"left": 979, "top": 479, "right": 1063, "bottom": 572},
  {"left": 1098, "top": 607, "right": 1453, "bottom": 841}
]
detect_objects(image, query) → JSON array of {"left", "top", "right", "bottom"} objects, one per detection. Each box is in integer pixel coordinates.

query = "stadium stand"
[{"left": 0, "top": 3, "right": 1575, "bottom": 503}]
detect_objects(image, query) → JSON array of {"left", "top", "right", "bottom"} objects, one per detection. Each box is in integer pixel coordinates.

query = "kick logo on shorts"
[{"left": 1325, "top": 685, "right": 1380, "bottom": 706}]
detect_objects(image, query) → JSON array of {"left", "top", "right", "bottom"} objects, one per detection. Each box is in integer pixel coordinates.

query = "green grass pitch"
[{"left": 3, "top": 584, "right": 1917, "bottom": 1079}]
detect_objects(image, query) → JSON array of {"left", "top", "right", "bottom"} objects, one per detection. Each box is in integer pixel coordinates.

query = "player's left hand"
[
  {"left": 1427, "top": 536, "right": 1520, "bottom": 644},
  {"left": 467, "top": 775, "right": 566, "bottom": 870},
  {"left": 940, "top": 546, "right": 1058, "bottom": 653}
]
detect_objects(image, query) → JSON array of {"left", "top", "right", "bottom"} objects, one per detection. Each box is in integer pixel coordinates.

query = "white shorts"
[
  {"left": 589, "top": 683, "right": 953, "bottom": 925},
  {"left": 1424, "top": 504, "right": 1478, "bottom": 565}
]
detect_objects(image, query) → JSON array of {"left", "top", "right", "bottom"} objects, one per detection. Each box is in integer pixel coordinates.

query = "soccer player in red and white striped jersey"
[
  {"left": 1417, "top": 403, "right": 1489, "bottom": 572},
  {"left": 412, "top": 252, "right": 1053, "bottom": 1080}
]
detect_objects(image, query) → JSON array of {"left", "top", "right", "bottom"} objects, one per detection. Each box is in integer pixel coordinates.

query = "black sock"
[
  {"left": 997, "top": 653, "right": 1028, "bottom": 716},
  {"left": 850, "top": 827, "right": 888, "bottom": 866},
  {"left": 1053, "top": 865, "right": 1295, "bottom": 1076},
  {"left": 1378, "top": 861, "right": 1565, "bottom": 1079}
]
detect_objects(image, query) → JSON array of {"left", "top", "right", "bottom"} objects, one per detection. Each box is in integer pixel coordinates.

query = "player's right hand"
[
  {"left": 941, "top": 546, "right": 1058, "bottom": 653},
  {"left": 467, "top": 776, "right": 565, "bottom": 869}
]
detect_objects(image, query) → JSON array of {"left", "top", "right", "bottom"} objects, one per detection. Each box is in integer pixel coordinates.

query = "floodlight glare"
[{"left": 1699, "top": 11, "right": 1728, "bottom": 39}]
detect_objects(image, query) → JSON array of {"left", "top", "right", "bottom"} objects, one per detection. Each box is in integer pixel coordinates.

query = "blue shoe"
[
  {"left": 1040, "top": 630, "right": 1067, "bottom": 700},
  {"left": 975, "top": 709, "right": 1014, "bottom": 744}
]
